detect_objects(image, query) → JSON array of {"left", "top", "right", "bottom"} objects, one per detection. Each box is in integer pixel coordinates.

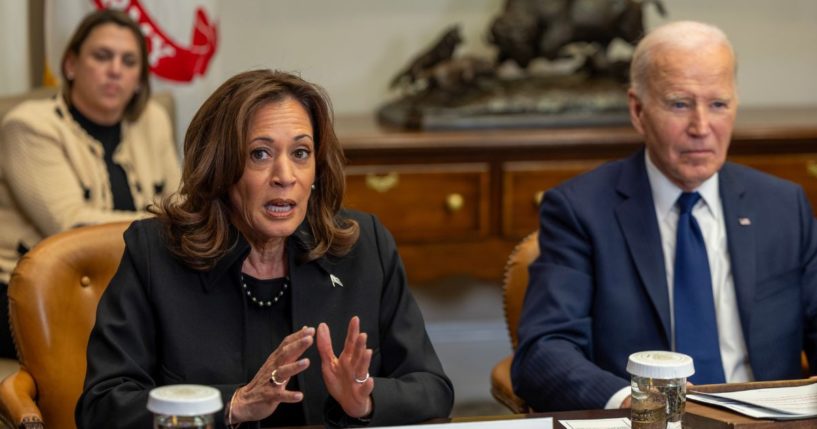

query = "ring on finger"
[
  {"left": 270, "top": 369, "right": 288, "bottom": 386},
  {"left": 354, "top": 372, "right": 370, "bottom": 384}
]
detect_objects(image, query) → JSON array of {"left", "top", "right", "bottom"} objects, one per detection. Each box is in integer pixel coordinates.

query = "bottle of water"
[
  {"left": 627, "top": 351, "right": 694, "bottom": 429},
  {"left": 148, "top": 385, "right": 223, "bottom": 429}
]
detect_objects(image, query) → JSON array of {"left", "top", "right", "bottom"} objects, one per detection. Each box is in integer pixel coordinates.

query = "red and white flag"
[{"left": 45, "top": 0, "right": 221, "bottom": 146}]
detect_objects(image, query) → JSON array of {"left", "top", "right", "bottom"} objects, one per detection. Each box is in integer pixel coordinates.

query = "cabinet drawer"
[
  {"left": 344, "top": 163, "right": 490, "bottom": 242},
  {"left": 502, "top": 160, "right": 604, "bottom": 238},
  {"left": 730, "top": 154, "right": 817, "bottom": 213}
]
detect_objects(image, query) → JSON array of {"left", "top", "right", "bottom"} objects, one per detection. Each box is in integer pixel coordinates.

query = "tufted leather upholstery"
[
  {"left": 0, "top": 87, "right": 59, "bottom": 394},
  {"left": 0, "top": 87, "right": 173, "bottom": 429},
  {"left": 490, "top": 231, "right": 537, "bottom": 414},
  {"left": 0, "top": 221, "right": 131, "bottom": 429}
]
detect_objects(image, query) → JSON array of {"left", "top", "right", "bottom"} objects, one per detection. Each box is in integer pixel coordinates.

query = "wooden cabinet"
[
  {"left": 501, "top": 160, "right": 605, "bottom": 238},
  {"left": 336, "top": 107, "right": 817, "bottom": 284},
  {"left": 344, "top": 163, "right": 490, "bottom": 242},
  {"left": 729, "top": 154, "right": 817, "bottom": 210}
]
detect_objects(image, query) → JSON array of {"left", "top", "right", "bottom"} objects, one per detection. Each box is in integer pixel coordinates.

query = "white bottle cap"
[
  {"left": 626, "top": 351, "right": 695, "bottom": 379},
  {"left": 147, "top": 385, "right": 223, "bottom": 416}
]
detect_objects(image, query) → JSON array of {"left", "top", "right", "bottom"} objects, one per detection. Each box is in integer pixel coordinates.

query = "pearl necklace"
[{"left": 241, "top": 274, "right": 289, "bottom": 307}]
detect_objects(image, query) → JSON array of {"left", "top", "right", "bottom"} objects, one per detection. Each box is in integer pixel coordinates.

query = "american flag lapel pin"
[
  {"left": 330, "top": 274, "right": 344, "bottom": 288},
  {"left": 738, "top": 217, "right": 752, "bottom": 226}
]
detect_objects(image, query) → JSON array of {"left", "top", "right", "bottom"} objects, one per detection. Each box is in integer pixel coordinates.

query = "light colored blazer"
[{"left": 0, "top": 92, "right": 180, "bottom": 282}]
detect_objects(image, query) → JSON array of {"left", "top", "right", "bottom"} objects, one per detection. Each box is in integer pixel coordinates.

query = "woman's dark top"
[
  {"left": 69, "top": 105, "right": 135, "bottom": 210},
  {"left": 77, "top": 212, "right": 454, "bottom": 428},
  {"left": 243, "top": 274, "right": 305, "bottom": 427}
]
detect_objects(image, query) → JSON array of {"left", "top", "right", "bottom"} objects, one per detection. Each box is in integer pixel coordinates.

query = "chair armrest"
[
  {"left": 0, "top": 369, "right": 43, "bottom": 428},
  {"left": 490, "top": 354, "right": 528, "bottom": 414}
]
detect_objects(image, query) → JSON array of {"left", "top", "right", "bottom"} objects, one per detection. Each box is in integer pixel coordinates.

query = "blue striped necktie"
[{"left": 674, "top": 192, "right": 726, "bottom": 384}]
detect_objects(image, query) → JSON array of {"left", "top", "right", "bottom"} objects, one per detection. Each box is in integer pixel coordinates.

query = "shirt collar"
[{"left": 645, "top": 150, "right": 720, "bottom": 220}]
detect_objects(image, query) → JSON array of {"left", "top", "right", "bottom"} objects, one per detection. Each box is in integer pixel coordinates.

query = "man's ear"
[{"left": 628, "top": 89, "right": 645, "bottom": 135}]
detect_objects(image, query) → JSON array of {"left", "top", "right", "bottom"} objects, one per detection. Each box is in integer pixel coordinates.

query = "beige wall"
[
  {"left": 218, "top": 0, "right": 817, "bottom": 115},
  {"left": 218, "top": 0, "right": 501, "bottom": 115},
  {"left": 3, "top": 1, "right": 816, "bottom": 116},
  {"left": 660, "top": 0, "right": 817, "bottom": 109},
  {"left": 0, "top": 1, "right": 31, "bottom": 96}
]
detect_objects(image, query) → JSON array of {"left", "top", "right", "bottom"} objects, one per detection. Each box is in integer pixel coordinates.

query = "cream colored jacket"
[{"left": 0, "top": 94, "right": 181, "bottom": 283}]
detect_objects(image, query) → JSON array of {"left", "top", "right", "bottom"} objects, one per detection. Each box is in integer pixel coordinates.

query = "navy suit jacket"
[{"left": 512, "top": 150, "right": 817, "bottom": 411}]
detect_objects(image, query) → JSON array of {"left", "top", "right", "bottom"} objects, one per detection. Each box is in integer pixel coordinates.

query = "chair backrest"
[
  {"left": 502, "top": 231, "right": 539, "bottom": 350},
  {"left": 6, "top": 221, "right": 130, "bottom": 428}
]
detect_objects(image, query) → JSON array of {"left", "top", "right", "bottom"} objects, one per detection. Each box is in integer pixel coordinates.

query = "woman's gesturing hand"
[
  {"left": 316, "top": 316, "right": 374, "bottom": 418},
  {"left": 229, "top": 326, "right": 315, "bottom": 424}
]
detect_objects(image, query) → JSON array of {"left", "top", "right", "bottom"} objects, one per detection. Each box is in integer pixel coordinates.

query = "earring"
[{"left": 311, "top": 184, "right": 316, "bottom": 190}]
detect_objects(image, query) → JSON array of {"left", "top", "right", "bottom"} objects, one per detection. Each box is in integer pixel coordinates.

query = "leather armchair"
[
  {"left": 0, "top": 87, "right": 59, "bottom": 394},
  {"left": 0, "top": 221, "right": 130, "bottom": 429},
  {"left": 490, "top": 231, "right": 537, "bottom": 414},
  {"left": 0, "top": 87, "right": 174, "bottom": 429},
  {"left": 0, "top": 85, "right": 174, "bottom": 394}
]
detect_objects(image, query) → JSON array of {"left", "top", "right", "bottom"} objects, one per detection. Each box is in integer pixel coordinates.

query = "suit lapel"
[
  {"left": 719, "top": 164, "right": 755, "bottom": 338},
  {"left": 288, "top": 229, "right": 337, "bottom": 335},
  {"left": 615, "top": 151, "right": 671, "bottom": 343},
  {"left": 288, "top": 238, "right": 337, "bottom": 424}
]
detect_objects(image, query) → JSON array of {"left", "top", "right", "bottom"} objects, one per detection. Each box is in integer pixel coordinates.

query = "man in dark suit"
[{"left": 512, "top": 20, "right": 817, "bottom": 412}]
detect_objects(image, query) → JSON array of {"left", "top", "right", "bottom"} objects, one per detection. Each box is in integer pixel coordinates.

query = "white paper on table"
[
  {"left": 559, "top": 417, "right": 631, "bottom": 429},
  {"left": 370, "top": 417, "right": 553, "bottom": 429},
  {"left": 687, "top": 382, "right": 817, "bottom": 420},
  {"left": 687, "top": 394, "right": 802, "bottom": 420}
]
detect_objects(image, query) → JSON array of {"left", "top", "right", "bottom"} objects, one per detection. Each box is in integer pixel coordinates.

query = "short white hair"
[{"left": 630, "top": 20, "right": 737, "bottom": 99}]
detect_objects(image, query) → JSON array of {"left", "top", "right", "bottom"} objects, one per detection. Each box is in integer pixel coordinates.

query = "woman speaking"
[{"left": 76, "top": 69, "right": 453, "bottom": 428}]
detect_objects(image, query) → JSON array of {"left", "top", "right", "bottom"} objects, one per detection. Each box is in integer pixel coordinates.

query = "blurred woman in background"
[{"left": 0, "top": 9, "right": 180, "bottom": 358}]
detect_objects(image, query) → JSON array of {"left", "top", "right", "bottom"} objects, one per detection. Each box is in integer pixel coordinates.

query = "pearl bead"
[{"left": 241, "top": 274, "right": 289, "bottom": 308}]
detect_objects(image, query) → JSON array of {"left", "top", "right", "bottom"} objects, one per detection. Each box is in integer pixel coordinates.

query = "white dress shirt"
[{"left": 605, "top": 153, "right": 753, "bottom": 409}]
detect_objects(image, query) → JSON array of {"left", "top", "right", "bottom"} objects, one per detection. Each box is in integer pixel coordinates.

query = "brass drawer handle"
[
  {"left": 446, "top": 193, "right": 464, "bottom": 212},
  {"left": 808, "top": 161, "right": 817, "bottom": 179},
  {"left": 533, "top": 190, "right": 545, "bottom": 207},
  {"left": 365, "top": 172, "right": 399, "bottom": 193}
]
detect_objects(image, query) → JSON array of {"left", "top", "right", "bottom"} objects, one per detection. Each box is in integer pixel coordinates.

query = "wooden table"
[
  {"left": 270, "top": 408, "right": 630, "bottom": 429},
  {"left": 270, "top": 379, "right": 817, "bottom": 428}
]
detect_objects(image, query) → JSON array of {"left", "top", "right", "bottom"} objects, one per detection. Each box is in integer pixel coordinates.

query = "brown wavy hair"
[
  {"left": 153, "top": 69, "right": 359, "bottom": 270},
  {"left": 60, "top": 8, "right": 151, "bottom": 121}
]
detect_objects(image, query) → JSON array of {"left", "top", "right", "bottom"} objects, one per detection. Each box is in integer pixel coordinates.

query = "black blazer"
[{"left": 76, "top": 210, "right": 453, "bottom": 428}]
